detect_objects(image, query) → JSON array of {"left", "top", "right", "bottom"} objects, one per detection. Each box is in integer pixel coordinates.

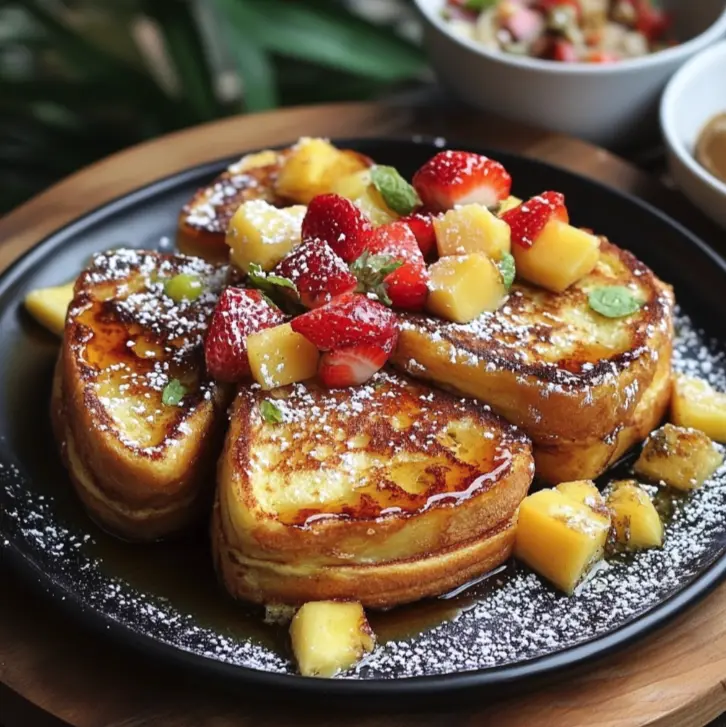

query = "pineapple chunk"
[
  {"left": 514, "top": 488, "right": 611, "bottom": 594},
  {"left": 426, "top": 253, "right": 506, "bottom": 324},
  {"left": 329, "top": 169, "right": 398, "bottom": 225},
  {"left": 247, "top": 323, "right": 319, "bottom": 390},
  {"left": 497, "top": 195, "right": 523, "bottom": 215},
  {"left": 511, "top": 220, "right": 600, "bottom": 293},
  {"left": 289, "top": 601, "right": 375, "bottom": 678},
  {"left": 634, "top": 423, "right": 723, "bottom": 490},
  {"left": 229, "top": 149, "right": 279, "bottom": 174},
  {"left": 24, "top": 281, "right": 75, "bottom": 337},
  {"left": 607, "top": 480, "right": 663, "bottom": 549},
  {"left": 556, "top": 480, "right": 607, "bottom": 513},
  {"left": 275, "top": 138, "right": 369, "bottom": 204},
  {"left": 671, "top": 374, "right": 726, "bottom": 442},
  {"left": 226, "top": 200, "right": 306, "bottom": 273},
  {"left": 433, "top": 204, "right": 511, "bottom": 261}
]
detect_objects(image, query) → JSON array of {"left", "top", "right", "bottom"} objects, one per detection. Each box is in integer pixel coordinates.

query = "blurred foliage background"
[{"left": 0, "top": 0, "right": 426, "bottom": 214}]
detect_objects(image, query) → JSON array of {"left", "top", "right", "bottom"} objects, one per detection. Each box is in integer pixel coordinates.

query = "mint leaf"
[
  {"left": 247, "top": 262, "right": 298, "bottom": 296},
  {"left": 498, "top": 253, "right": 516, "bottom": 290},
  {"left": 465, "top": 0, "right": 498, "bottom": 10},
  {"left": 161, "top": 379, "right": 187, "bottom": 407},
  {"left": 370, "top": 165, "right": 421, "bottom": 216},
  {"left": 588, "top": 286, "right": 642, "bottom": 318},
  {"left": 260, "top": 399, "right": 283, "bottom": 424},
  {"left": 350, "top": 250, "right": 404, "bottom": 306}
]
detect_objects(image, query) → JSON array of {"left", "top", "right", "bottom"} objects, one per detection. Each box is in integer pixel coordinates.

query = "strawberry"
[
  {"left": 551, "top": 39, "right": 578, "bottom": 62},
  {"left": 204, "top": 288, "right": 285, "bottom": 382},
  {"left": 301, "top": 194, "right": 372, "bottom": 263},
  {"left": 504, "top": 6, "right": 545, "bottom": 43},
  {"left": 360, "top": 221, "right": 429, "bottom": 311},
  {"left": 633, "top": 0, "right": 670, "bottom": 42},
  {"left": 412, "top": 151, "right": 512, "bottom": 212},
  {"left": 399, "top": 211, "right": 438, "bottom": 258},
  {"left": 290, "top": 292, "right": 398, "bottom": 351},
  {"left": 318, "top": 338, "right": 396, "bottom": 389},
  {"left": 274, "top": 238, "right": 357, "bottom": 309},
  {"left": 500, "top": 191, "right": 569, "bottom": 249}
]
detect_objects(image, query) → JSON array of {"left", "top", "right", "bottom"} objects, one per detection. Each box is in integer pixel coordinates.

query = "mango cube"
[
  {"left": 24, "top": 281, "right": 75, "bottom": 337},
  {"left": 226, "top": 200, "right": 306, "bottom": 273},
  {"left": 426, "top": 253, "right": 506, "bottom": 323},
  {"left": 497, "top": 195, "right": 523, "bottom": 215},
  {"left": 228, "top": 149, "right": 279, "bottom": 174},
  {"left": 514, "top": 488, "right": 611, "bottom": 594},
  {"left": 511, "top": 220, "right": 600, "bottom": 293},
  {"left": 671, "top": 374, "right": 726, "bottom": 442},
  {"left": 247, "top": 323, "right": 319, "bottom": 390},
  {"left": 607, "top": 480, "right": 663, "bottom": 549},
  {"left": 290, "top": 601, "right": 375, "bottom": 677},
  {"left": 434, "top": 204, "right": 511, "bottom": 261},
  {"left": 275, "top": 138, "right": 369, "bottom": 204},
  {"left": 329, "top": 169, "right": 397, "bottom": 225},
  {"left": 556, "top": 480, "right": 607, "bottom": 513},
  {"left": 634, "top": 423, "right": 723, "bottom": 490}
]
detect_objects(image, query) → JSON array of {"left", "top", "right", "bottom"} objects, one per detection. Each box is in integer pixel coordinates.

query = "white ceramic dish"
[
  {"left": 414, "top": 0, "right": 726, "bottom": 147},
  {"left": 661, "top": 42, "right": 726, "bottom": 230}
]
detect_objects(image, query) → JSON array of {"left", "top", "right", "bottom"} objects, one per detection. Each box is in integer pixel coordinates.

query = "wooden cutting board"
[{"left": 0, "top": 101, "right": 724, "bottom": 727}]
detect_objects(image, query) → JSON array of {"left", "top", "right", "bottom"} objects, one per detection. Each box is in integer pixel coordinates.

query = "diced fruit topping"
[
  {"left": 504, "top": 5, "right": 545, "bottom": 42},
  {"left": 204, "top": 288, "right": 285, "bottom": 382},
  {"left": 514, "top": 486, "right": 611, "bottom": 594},
  {"left": 291, "top": 293, "right": 399, "bottom": 351},
  {"left": 671, "top": 374, "right": 726, "bottom": 443},
  {"left": 606, "top": 480, "right": 663, "bottom": 550},
  {"left": 634, "top": 423, "right": 723, "bottom": 491},
  {"left": 274, "top": 239, "right": 357, "bottom": 309},
  {"left": 369, "top": 165, "right": 421, "bottom": 216},
  {"left": 329, "top": 170, "right": 398, "bottom": 226},
  {"left": 556, "top": 479, "right": 607, "bottom": 513},
  {"left": 226, "top": 200, "right": 306, "bottom": 273},
  {"left": 301, "top": 194, "right": 372, "bottom": 263},
  {"left": 399, "top": 211, "right": 439, "bottom": 258},
  {"left": 551, "top": 39, "right": 578, "bottom": 62},
  {"left": 496, "top": 195, "right": 523, "bottom": 215},
  {"left": 164, "top": 273, "right": 203, "bottom": 303},
  {"left": 433, "top": 204, "right": 511, "bottom": 261},
  {"left": 289, "top": 601, "right": 375, "bottom": 678},
  {"left": 426, "top": 253, "right": 506, "bottom": 324},
  {"left": 24, "top": 280, "right": 75, "bottom": 337},
  {"left": 511, "top": 219, "right": 600, "bottom": 293},
  {"left": 362, "top": 221, "right": 428, "bottom": 311},
  {"left": 274, "top": 137, "right": 369, "bottom": 204},
  {"left": 246, "top": 322, "right": 320, "bottom": 390},
  {"left": 634, "top": 0, "right": 670, "bottom": 42},
  {"left": 318, "top": 340, "right": 395, "bottom": 389},
  {"left": 413, "top": 151, "right": 512, "bottom": 212},
  {"left": 500, "top": 191, "right": 568, "bottom": 249}
]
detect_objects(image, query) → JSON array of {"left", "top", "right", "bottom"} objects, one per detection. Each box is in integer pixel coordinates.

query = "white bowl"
[
  {"left": 413, "top": 0, "right": 726, "bottom": 147},
  {"left": 661, "top": 42, "right": 726, "bottom": 229}
]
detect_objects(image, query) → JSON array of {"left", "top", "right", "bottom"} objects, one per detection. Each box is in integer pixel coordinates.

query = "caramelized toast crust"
[{"left": 57, "top": 249, "right": 232, "bottom": 540}]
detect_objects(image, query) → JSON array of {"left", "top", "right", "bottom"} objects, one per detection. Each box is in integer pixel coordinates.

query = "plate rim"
[{"left": 1, "top": 136, "right": 725, "bottom": 696}]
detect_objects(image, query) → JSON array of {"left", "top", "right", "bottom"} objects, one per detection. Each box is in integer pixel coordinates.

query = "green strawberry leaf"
[
  {"left": 588, "top": 286, "right": 642, "bottom": 318},
  {"left": 498, "top": 253, "right": 516, "bottom": 290},
  {"left": 161, "top": 378, "right": 187, "bottom": 407},
  {"left": 260, "top": 399, "right": 284, "bottom": 424},
  {"left": 349, "top": 250, "right": 403, "bottom": 306},
  {"left": 247, "top": 262, "right": 298, "bottom": 296},
  {"left": 370, "top": 165, "right": 421, "bottom": 216}
]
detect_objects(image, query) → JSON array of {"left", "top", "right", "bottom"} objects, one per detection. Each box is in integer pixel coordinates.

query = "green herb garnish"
[
  {"left": 464, "top": 0, "right": 498, "bottom": 10},
  {"left": 247, "top": 262, "right": 298, "bottom": 297},
  {"left": 498, "top": 252, "right": 516, "bottom": 290},
  {"left": 161, "top": 378, "right": 187, "bottom": 406},
  {"left": 349, "top": 250, "right": 404, "bottom": 306},
  {"left": 260, "top": 399, "right": 284, "bottom": 424},
  {"left": 588, "top": 286, "right": 642, "bottom": 318},
  {"left": 370, "top": 165, "right": 421, "bottom": 216}
]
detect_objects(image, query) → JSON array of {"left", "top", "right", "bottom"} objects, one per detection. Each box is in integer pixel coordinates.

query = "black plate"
[{"left": 1, "top": 138, "right": 725, "bottom": 697}]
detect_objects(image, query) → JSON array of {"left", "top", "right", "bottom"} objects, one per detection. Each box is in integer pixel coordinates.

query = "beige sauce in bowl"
[{"left": 696, "top": 113, "right": 726, "bottom": 184}]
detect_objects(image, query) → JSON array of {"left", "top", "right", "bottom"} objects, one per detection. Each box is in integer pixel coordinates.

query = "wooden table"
[{"left": 1, "top": 102, "right": 725, "bottom": 727}]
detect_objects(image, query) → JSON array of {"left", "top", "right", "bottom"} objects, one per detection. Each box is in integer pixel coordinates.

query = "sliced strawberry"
[
  {"left": 500, "top": 191, "right": 569, "bottom": 249},
  {"left": 504, "top": 6, "right": 545, "bottom": 42},
  {"left": 399, "top": 212, "right": 438, "bottom": 258},
  {"left": 551, "top": 39, "right": 578, "bottom": 62},
  {"left": 290, "top": 292, "right": 398, "bottom": 351},
  {"left": 318, "top": 338, "right": 396, "bottom": 389},
  {"left": 363, "top": 221, "right": 428, "bottom": 311},
  {"left": 204, "top": 288, "right": 285, "bottom": 382},
  {"left": 301, "top": 194, "right": 372, "bottom": 263},
  {"left": 412, "top": 151, "right": 512, "bottom": 212},
  {"left": 274, "top": 238, "right": 356, "bottom": 309}
]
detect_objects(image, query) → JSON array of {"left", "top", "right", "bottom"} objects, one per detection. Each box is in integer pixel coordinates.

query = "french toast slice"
[
  {"left": 54, "top": 249, "right": 232, "bottom": 540},
  {"left": 393, "top": 240, "right": 674, "bottom": 479},
  {"left": 212, "top": 369, "right": 534, "bottom": 608}
]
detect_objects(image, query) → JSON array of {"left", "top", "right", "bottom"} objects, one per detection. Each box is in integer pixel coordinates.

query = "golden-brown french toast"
[
  {"left": 212, "top": 369, "right": 534, "bottom": 608},
  {"left": 54, "top": 249, "right": 232, "bottom": 540},
  {"left": 392, "top": 240, "right": 674, "bottom": 481}
]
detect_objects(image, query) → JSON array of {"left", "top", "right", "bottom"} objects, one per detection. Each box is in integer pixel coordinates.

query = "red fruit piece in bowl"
[
  {"left": 204, "top": 288, "right": 285, "bottom": 382},
  {"left": 274, "top": 238, "right": 357, "bottom": 309},
  {"left": 301, "top": 194, "right": 372, "bottom": 263},
  {"left": 399, "top": 212, "right": 438, "bottom": 258},
  {"left": 500, "top": 191, "right": 569, "bottom": 249},
  {"left": 412, "top": 151, "right": 512, "bottom": 212}
]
